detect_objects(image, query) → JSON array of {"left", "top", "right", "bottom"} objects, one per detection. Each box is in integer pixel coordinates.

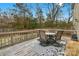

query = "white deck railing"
[
  {"left": 0, "top": 29, "right": 79, "bottom": 49},
  {"left": 0, "top": 30, "right": 38, "bottom": 48}
]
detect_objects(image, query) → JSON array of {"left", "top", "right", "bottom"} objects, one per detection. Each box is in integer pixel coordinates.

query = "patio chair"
[
  {"left": 55, "top": 31, "right": 64, "bottom": 40},
  {"left": 53, "top": 31, "right": 64, "bottom": 47},
  {"left": 38, "top": 30, "right": 48, "bottom": 46}
]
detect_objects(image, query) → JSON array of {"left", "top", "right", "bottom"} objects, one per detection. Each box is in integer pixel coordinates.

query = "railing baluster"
[
  {"left": 11, "top": 34, "right": 13, "bottom": 45},
  {"left": 15, "top": 33, "right": 18, "bottom": 43},
  {"left": 4, "top": 36, "right": 6, "bottom": 47},
  {"left": 7, "top": 34, "right": 9, "bottom": 45}
]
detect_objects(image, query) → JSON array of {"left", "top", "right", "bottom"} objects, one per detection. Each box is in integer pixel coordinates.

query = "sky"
[
  {"left": 0, "top": 3, "right": 71, "bottom": 20},
  {"left": 0, "top": 3, "right": 14, "bottom": 10}
]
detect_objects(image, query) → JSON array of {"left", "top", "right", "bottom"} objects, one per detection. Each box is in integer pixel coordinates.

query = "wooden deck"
[
  {"left": 0, "top": 37, "right": 67, "bottom": 56},
  {"left": 0, "top": 38, "right": 40, "bottom": 56}
]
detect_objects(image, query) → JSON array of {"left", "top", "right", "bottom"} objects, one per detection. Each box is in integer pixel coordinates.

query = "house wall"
[{"left": 73, "top": 3, "right": 79, "bottom": 39}]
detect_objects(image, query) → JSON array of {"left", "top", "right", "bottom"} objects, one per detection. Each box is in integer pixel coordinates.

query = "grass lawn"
[{"left": 65, "top": 39, "right": 79, "bottom": 56}]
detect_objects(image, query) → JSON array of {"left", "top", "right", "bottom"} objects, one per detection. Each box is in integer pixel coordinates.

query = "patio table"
[
  {"left": 45, "top": 32, "right": 56, "bottom": 35},
  {"left": 45, "top": 32, "right": 56, "bottom": 41}
]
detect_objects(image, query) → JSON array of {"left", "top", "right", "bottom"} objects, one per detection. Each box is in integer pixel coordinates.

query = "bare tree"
[
  {"left": 47, "top": 3, "right": 62, "bottom": 21},
  {"left": 67, "top": 3, "right": 74, "bottom": 23},
  {"left": 11, "top": 3, "right": 33, "bottom": 29},
  {"left": 35, "top": 4, "right": 44, "bottom": 28}
]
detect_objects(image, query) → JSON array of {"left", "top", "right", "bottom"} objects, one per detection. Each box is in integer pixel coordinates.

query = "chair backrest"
[
  {"left": 55, "top": 31, "right": 64, "bottom": 40},
  {"left": 38, "top": 30, "right": 46, "bottom": 42}
]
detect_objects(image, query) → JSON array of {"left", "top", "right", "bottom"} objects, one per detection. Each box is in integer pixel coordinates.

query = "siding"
[{"left": 73, "top": 3, "right": 79, "bottom": 39}]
